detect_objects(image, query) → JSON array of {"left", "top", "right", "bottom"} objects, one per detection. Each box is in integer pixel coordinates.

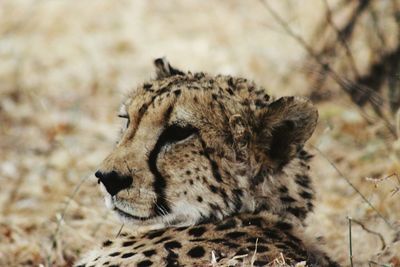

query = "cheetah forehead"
[{"left": 123, "top": 72, "right": 274, "bottom": 126}]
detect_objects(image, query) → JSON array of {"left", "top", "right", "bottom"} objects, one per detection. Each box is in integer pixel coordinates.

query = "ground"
[{"left": 0, "top": 1, "right": 399, "bottom": 266}]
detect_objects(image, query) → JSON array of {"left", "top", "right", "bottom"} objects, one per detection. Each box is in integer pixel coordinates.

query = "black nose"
[{"left": 95, "top": 170, "right": 133, "bottom": 196}]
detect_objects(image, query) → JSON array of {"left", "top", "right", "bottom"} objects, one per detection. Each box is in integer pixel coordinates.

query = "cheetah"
[{"left": 77, "top": 59, "right": 339, "bottom": 267}]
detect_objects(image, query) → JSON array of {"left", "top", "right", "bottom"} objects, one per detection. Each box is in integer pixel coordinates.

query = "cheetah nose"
[{"left": 95, "top": 170, "right": 133, "bottom": 196}]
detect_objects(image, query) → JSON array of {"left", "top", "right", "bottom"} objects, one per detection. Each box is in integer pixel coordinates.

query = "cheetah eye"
[
  {"left": 118, "top": 114, "right": 130, "bottom": 128},
  {"left": 159, "top": 124, "right": 197, "bottom": 144}
]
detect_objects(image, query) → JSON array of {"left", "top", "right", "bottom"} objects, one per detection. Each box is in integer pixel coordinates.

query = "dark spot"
[
  {"left": 199, "top": 138, "right": 223, "bottom": 183},
  {"left": 186, "top": 170, "right": 191, "bottom": 175},
  {"left": 255, "top": 99, "right": 267, "bottom": 108},
  {"left": 295, "top": 174, "right": 310, "bottom": 188},
  {"left": 279, "top": 186, "right": 288, "bottom": 193},
  {"left": 280, "top": 196, "right": 296, "bottom": 203},
  {"left": 263, "top": 229, "right": 280, "bottom": 239},
  {"left": 165, "top": 250, "right": 180, "bottom": 267},
  {"left": 143, "top": 249, "right": 156, "bottom": 257},
  {"left": 138, "top": 104, "right": 147, "bottom": 116},
  {"left": 102, "top": 240, "right": 113, "bottom": 247},
  {"left": 109, "top": 252, "right": 121, "bottom": 257},
  {"left": 143, "top": 83, "right": 153, "bottom": 91},
  {"left": 287, "top": 207, "right": 307, "bottom": 219},
  {"left": 174, "top": 226, "right": 189, "bottom": 231},
  {"left": 275, "top": 221, "right": 293, "bottom": 231},
  {"left": 241, "top": 217, "right": 263, "bottom": 227},
  {"left": 235, "top": 248, "right": 249, "bottom": 256},
  {"left": 155, "top": 236, "right": 172, "bottom": 244},
  {"left": 173, "top": 90, "right": 181, "bottom": 96},
  {"left": 233, "top": 189, "right": 243, "bottom": 196},
  {"left": 210, "top": 238, "right": 225, "bottom": 243},
  {"left": 197, "top": 196, "right": 203, "bottom": 202},
  {"left": 252, "top": 168, "right": 266, "bottom": 186},
  {"left": 164, "top": 240, "right": 182, "bottom": 250},
  {"left": 225, "top": 231, "right": 246, "bottom": 239},
  {"left": 189, "top": 179, "right": 194, "bottom": 185},
  {"left": 133, "top": 243, "right": 145, "bottom": 249},
  {"left": 121, "top": 252, "right": 136, "bottom": 258},
  {"left": 254, "top": 260, "right": 269, "bottom": 266},
  {"left": 147, "top": 229, "right": 166, "bottom": 239},
  {"left": 283, "top": 232, "right": 302, "bottom": 244},
  {"left": 187, "top": 246, "right": 205, "bottom": 258},
  {"left": 219, "top": 188, "right": 228, "bottom": 198},
  {"left": 165, "top": 260, "right": 180, "bottom": 267},
  {"left": 216, "top": 219, "right": 236, "bottom": 231},
  {"left": 275, "top": 243, "right": 289, "bottom": 250},
  {"left": 209, "top": 185, "right": 218, "bottom": 193},
  {"left": 122, "top": 241, "right": 135, "bottom": 247},
  {"left": 300, "top": 191, "right": 313, "bottom": 199},
  {"left": 137, "top": 260, "right": 153, "bottom": 267},
  {"left": 188, "top": 226, "right": 206, "bottom": 237}
]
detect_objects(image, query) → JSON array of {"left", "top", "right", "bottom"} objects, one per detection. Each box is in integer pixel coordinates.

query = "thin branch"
[
  {"left": 51, "top": 172, "right": 91, "bottom": 248},
  {"left": 312, "top": 145, "right": 394, "bottom": 230},
  {"left": 348, "top": 217, "right": 354, "bottom": 267},
  {"left": 116, "top": 223, "right": 125, "bottom": 238},
  {"left": 322, "top": 0, "right": 360, "bottom": 78},
  {"left": 351, "top": 218, "right": 386, "bottom": 250},
  {"left": 259, "top": 0, "right": 397, "bottom": 138}
]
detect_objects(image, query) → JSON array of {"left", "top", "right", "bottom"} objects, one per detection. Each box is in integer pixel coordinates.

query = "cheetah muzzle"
[{"left": 77, "top": 58, "right": 340, "bottom": 267}]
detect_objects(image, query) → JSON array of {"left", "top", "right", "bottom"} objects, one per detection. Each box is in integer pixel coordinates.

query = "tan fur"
[{"left": 77, "top": 59, "right": 339, "bottom": 267}]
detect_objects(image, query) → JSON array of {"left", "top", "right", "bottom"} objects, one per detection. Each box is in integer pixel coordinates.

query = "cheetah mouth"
[{"left": 114, "top": 206, "right": 155, "bottom": 221}]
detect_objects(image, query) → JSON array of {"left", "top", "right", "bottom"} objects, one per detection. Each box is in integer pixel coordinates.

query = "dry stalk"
[
  {"left": 351, "top": 218, "right": 386, "bottom": 250},
  {"left": 259, "top": 0, "right": 397, "bottom": 138},
  {"left": 366, "top": 173, "right": 400, "bottom": 196},
  {"left": 51, "top": 172, "right": 91, "bottom": 249},
  {"left": 348, "top": 217, "right": 354, "bottom": 267},
  {"left": 312, "top": 145, "right": 394, "bottom": 230}
]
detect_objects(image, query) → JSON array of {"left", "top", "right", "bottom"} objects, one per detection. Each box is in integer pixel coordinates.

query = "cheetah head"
[{"left": 95, "top": 58, "right": 318, "bottom": 227}]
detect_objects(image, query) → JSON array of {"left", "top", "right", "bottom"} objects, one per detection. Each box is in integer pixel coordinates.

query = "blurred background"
[{"left": 0, "top": 1, "right": 399, "bottom": 266}]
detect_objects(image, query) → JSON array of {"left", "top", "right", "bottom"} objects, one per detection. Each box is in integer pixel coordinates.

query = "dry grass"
[{"left": 0, "top": 1, "right": 399, "bottom": 266}]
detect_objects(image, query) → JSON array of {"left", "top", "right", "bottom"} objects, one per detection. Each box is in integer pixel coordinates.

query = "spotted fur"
[{"left": 77, "top": 58, "right": 339, "bottom": 266}]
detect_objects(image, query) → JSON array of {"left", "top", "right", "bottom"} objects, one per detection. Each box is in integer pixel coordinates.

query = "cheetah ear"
[
  {"left": 154, "top": 58, "right": 185, "bottom": 79},
  {"left": 256, "top": 96, "right": 318, "bottom": 169}
]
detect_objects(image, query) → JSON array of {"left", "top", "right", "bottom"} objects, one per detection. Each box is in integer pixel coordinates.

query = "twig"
[
  {"left": 250, "top": 238, "right": 259, "bottom": 266},
  {"left": 322, "top": 0, "right": 360, "bottom": 78},
  {"left": 368, "top": 260, "right": 393, "bottom": 267},
  {"left": 312, "top": 145, "right": 394, "bottom": 230},
  {"left": 351, "top": 218, "right": 386, "bottom": 250},
  {"left": 116, "top": 223, "right": 125, "bottom": 238},
  {"left": 348, "top": 217, "right": 354, "bottom": 267},
  {"left": 366, "top": 173, "right": 400, "bottom": 196},
  {"left": 259, "top": 0, "right": 397, "bottom": 138},
  {"left": 51, "top": 172, "right": 91, "bottom": 248}
]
